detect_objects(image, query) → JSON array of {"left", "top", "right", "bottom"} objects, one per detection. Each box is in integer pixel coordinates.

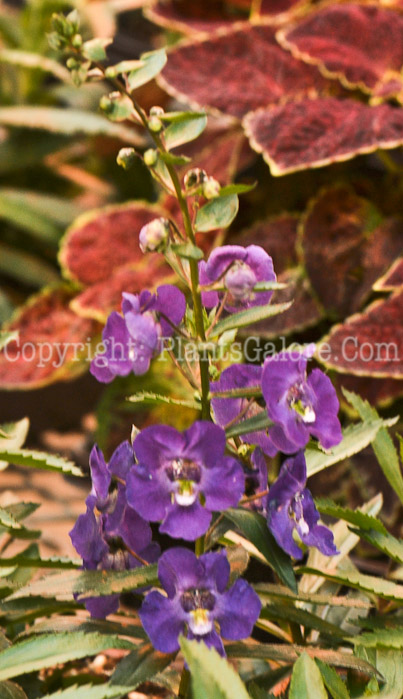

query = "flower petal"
[
  {"left": 199, "top": 550, "right": 230, "bottom": 593},
  {"left": 133, "top": 424, "right": 185, "bottom": 468},
  {"left": 160, "top": 500, "right": 212, "bottom": 541},
  {"left": 140, "top": 590, "right": 185, "bottom": 653},
  {"left": 89, "top": 444, "right": 110, "bottom": 503},
  {"left": 184, "top": 421, "right": 226, "bottom": 467},
  {"left": 69, "top": 507, "right": 108, "bottom": 564},
  {"left": 126, "top": 466, "right": 171, "bottom": 522},
  {"left": 108, "top": 440, "right": 135, "bottom": 478},
  {"left": 267, "top": 502, "right": 302, "bottom": 559},
  {"left": 158, "top": 547, "right": 203, "bottom": 597},
  {"left": 83, "top": 594, "right": 120, "bottom": 619},
  {"left": 187, "top": 629, "right": 225, "bottom": 656},
  {"left": 202, "top": 457, "right": 244, "bottom": 511},
  {"left": 216, "top": 578, "right": 261, "bottom": 640}
]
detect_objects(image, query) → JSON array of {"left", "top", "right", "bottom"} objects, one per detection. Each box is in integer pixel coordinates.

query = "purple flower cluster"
[
  {"left": 139, "top": 548, "right": 261, "bottom": 656},
  {"left": 90, "top": 285, "right": 185, "bottom": 383},
  {"left": 70, "top": 442, "right": 159, "bottom": 618}
]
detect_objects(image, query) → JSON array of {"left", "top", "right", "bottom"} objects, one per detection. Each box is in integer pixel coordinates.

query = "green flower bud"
[
  {"left": 148, "top": 116, "right": 163, "bottom": 133},
  {"left": 71, "top": 33, "right": 83, "bottom": 49},
  {"left": 116, "top": 147, "right": 137, "bottom": 169},
  {"left": 149, "top": 106, "right": 165, "bottom": 116},
  {"left": 139, "top": 218, "right": 170, "bottom": 253},
  {"left": 183, "top": 168, "right": 207, "bottom": 191},
  {"left": 202, "top": 177, "right": 221, "bottom": 199},
  {"left": 143, "top": 148, "right": 158, "bottom": 167}
]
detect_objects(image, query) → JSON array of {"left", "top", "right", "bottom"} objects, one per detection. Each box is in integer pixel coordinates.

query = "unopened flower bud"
[
  {"left": 143, "top": 148, "right": 158, "bottom": 167},
  {"left": 148, "top": 116, "right": 163, "bottom": 133},
  {"left": 66, "top": 57, "right": 79, "bottom": 70},
  {"left": 237, "top": 443, "right": 254, "bottom": 459},
  {"left": 71, "top": 33, "right": 83, "bottom": 49},
  {"left": 202, "top": 176, "right": 221, "bottom": 199},
  {"left": 150, "top": 106, "right": 164, "bottom": 116},
  {"left": 116, "top": 147, "right": 137, "bottom": 169},
  {"left": 184, "top": 168, "right": 207, "bottom": 191},
  {"left": 139, "top": 218, "right": 170, "bottom": 253}
]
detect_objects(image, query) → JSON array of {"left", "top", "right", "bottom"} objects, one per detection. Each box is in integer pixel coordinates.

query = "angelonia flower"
[
  {"left": 70, "top": 442, "right": 159, "bottom": 618},
  {"left": 126, "top": 421, "right": 245, "bottom": 540},
  {"left": 139, "top": 218, "right": 170, "bottom": 253},
  {"left": 267, "top": 451, "right": 338, "bottom": 560},
  {"left": 261, "top": 345, "right": 342, "bottom": 454},
  {"left": 199, "top": 245, "right": 275, "bottom": 313},
  {"left": 246, "top": 448, "right": 269, "bottom": 515},
  {"left": 90, "top": 285, "right": 186, "bottom": 383},
  {"left": 139, "top": 548, "right": 261, "bottom": 656}
]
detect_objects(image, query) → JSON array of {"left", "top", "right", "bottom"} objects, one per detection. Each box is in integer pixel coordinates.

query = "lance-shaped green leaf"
[
  {"left": 127, "top": 391, "right": 199, "bottom": 410},
  {"left": 314, "top": 659, "right": 350, "bottom": 699},
  {"left": 225, "top": 508, "right": 297, "bottom": 592},
  {"left": 82, "top": 38, "right": 112, "bottom": 62},
  {"left": 305, "top": 417, "right": 398, "bottom": 477},
  {"left": 164, "top": 112, "right": 207, "bottom": 150},
  {"left": 297, "top": 568, "right": 403, "bottom": 603},
  {"left": 219, "top": 183, "right": 257, "bottom": 196},
  {"left": 349, "top": 528, "right": 403, "bottom": 566},
  {"left": 0, "top": 417, "right": 29, "bottom": 471},
  {"left": 127, "top": 49, "right": 167, "bottom": 91},
  {"left": 315, "top": 499, "right": 388, "bottom": 535},
  {"left": 352, "top": 630, "right": 403, "bottom": 649},
  {"left": 195, "top": 194, "right": 239, "bottom": 232},
  {"left": 9, "top": 564, "right": 159, "bottom": 601},
  {"left": 210, "top": 385, "right": 262, "bottom": 400},
  {"left": 289, "top": 653, "right": 327, "bottom": 699},
  {"left": 0, "top": 554, "right": 80, "bottom": 570},
  {"left": 0, "top": 507, "right": 21, "bottom": 531},
  {"left": 211, "top": 301, "right": 292, "bottom": 337},
  {"left": 110, "top": 642, "right": 174, "bottom": 688},
  {"left": 0, "top": 448, "right": 83, "bottom": 477},
  {"left": 0, "top": 632, "right": 136, "bottom": 681},
  {"left": 41, "top": 684, "right": 127, "bottom": 699},
  {"left": 180, "top": 636, "right": 250, "bottom": 699},
  {"left": 225, "top": 411, "right": 272, "bottom": 439},
  {"left": 254, "top": 583, "right": 373, "bottom": 609},
  {"left": 171, "top": 242, "right": 204, "bottom": 260},
  {"left": 105, "top": 59, "right": 143, "bottom": 78},
  {"left": 343, "top": 389, "right": 403, "bottom": 506},
  {"left": 0, "top": 49, "right": 70, "bottom": 82},
  {"left": 260, "top": 605, "right": 348, "bottom": 640}
]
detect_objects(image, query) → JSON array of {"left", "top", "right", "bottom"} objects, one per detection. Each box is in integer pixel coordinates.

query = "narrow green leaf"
[
  {"left": 0, "top": 49, "right": 70, "bottom": 82},
  {"left": 0, "top": 417, "right": 29, "bottom": 471},
  {"left": 211, "top": 302, "right": 292, "bottom": 337},
  {"left": 82, "top": 38, "right": 112, "bottom": 62},
  {"left": 105, "top": 59, "right": 143, "bottom": 77},
  {"left": 0, "top": 507, "right": 21, "bottom": 530},
  {"left": 195, "top": 194, "right": 239, "bottom": 232},
  {"left": 210, "top": 385, "right": 262, "bottom": 400},
  {"left": 164, "top": 113, "right": 207, "bottom": 150},
  {"left": 225, "top": 508, "right": 297, "bottom": 592},
  {"left": 19, "top": 615, "right": 146, "bottom": 640},
  {"left": 254, "top": 583, "right": 373, "bottom": 609},
  {"left": 297, "top": 567, "right": 403, "bottom": 603},
  {"left": 0, "top": 243, "right": 59, "bottom": 287},
  {"left": 126, "top": 391, "right": 199, "bottom": 410},
  {"left": 0, "top": 681, "right": 28, "bottom": 699},
  {"left": 42, "top": 685, "right": 127, "bottom": 699},
  {"left": 315, "top": 499, "right": 387, "bottom": 534},
  {"left": 0, "top": 448, "right": 83, "bottom": 477},
  {"left": 171, "top": 242, "right": 204, "bottom": 260},
  {"left": 110, "top": 643, "right": 174, "bottom": 688},
  {"left": 289, "top": 653, "right": 327, "bottom": 699},
  {"left": 343, "top": 389, "right": 403, "bottom": 506},
  {"left": 349, "top": 527, "right": 403, "bottom": 565},
  {"left": 180, "top": 636, "right": 250, "bottom": 699},
  {"left": 219, "top": 182, "right": 256, "bottom": 196},
  {"left": 225, "top": 411, "right": 272, "bottom": 438},
  {"left": 0, "top": 554, "right": 79, "bottom": 569},
  {"left": 0, "top": 633, "right": 135, "bottom": 681},
  {"left": 9, "top": 564, "right": 159, "bottom": 601},
  {"left": 127, "top": 49, "right": 167, "bottom": 91},
  {"left": 314, "top": 659, "right": 350, "bottom": 699},
  {"left": 261, "top": 605, "right": 347, "bottom": 640},
  {"left": 159, "top": 151, "right": 191, "bottom": 165},
  {"left": 305, "top": 417, "right": 398, "bottom": 477},
  {"left": 352, "top": 629, "right": 403, "bottom": 648},
  {"left": 0, "top": 107, "right": 144, "bottom": 146}
]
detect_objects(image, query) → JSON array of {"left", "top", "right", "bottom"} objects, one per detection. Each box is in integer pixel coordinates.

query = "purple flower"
[
  {"left": 126, "top": 422, "right": 245, "bottom": 541},
  {"left": 199, "top": 245, "right": 275, "bottom": 313},
  {"left": 267, "top": 451, "right": 338, "bottom": 560},
  {"left": 246, "top": 448, "right": 268, "bottom": 515},
  {"left": 261, "top": 346, "right": 342, "bottom": 454},
  {"left": 90, "top": 285, "right": 186, "bottom": 383},
  {"left": 139, "top": 548, "right": 261, "bottom": 655},
  {"left": 211, "top": 364, "right": 276, "bottom": 456},
  {"left": 70, "top": 442, "right": 159, "bottom": 618}
]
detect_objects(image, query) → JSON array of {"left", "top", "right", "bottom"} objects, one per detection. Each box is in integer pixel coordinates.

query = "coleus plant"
[{"left": 1, "top": 11, "right": 403, "bottom": 699}]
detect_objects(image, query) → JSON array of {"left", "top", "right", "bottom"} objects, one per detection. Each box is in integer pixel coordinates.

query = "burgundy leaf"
[
  {"left": 60, "top": 202, "right": 167, "bottom": 286},
  {"left": 278, "top": 3, "right": 403, "bottom": 99},
  {"left": 243, "top": 97, "right": 403, "bottom": 175},
  {"left": 231, "top": 213, "right": 299, "bottom": 274},
  {"left": 333, "top": 373, "right": 403, "bottom": 409},
  {"left": 373, "top": 256, "right": 403, "bottom": 291},
  {"left": 301, "top": 185, "right": 403, "bottom": 316},
  {"left": 321, "top": 290, "right": 403, "bottom": 378},
  {"left": 159, "top": 24, "right": 329, "bottom": 119},
  {"left": 0, "top": 287, "right": 100, "bottom": 390}
]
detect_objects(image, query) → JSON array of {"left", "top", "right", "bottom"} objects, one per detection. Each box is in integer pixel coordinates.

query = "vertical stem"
[{"left": 178, "top": 667, "right": 191, "bottom": 698}]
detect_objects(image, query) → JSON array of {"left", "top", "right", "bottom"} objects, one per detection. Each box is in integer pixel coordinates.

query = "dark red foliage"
[
  {"left": 0, "top": 287, "right": 100, "bottom": 390},
  {"left": 301, "top": 186, "right": 403, "bottom": 316},
  {"left": 322, "top": 290, "right": 403, "bottom": 377},
  {"left": 244, "top": 98, "right": 403, "bottom": 175},
  {"left": 159, "top": 25, "right": 329, "bottom": 119},
  {"left": 278, "top": 3, "right": 403, "bottom": 99},
  {"left": 333, "top": 373, "right": 403, "bottom": 409},
  {"left": 374, "top": 256, "right": 403, "bottom": 291}
]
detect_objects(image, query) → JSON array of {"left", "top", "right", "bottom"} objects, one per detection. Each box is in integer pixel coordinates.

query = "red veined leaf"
[
  {"left": 71, "top": 263, "right": 174, "bottom": 322},
  {"left": 247, "top": 268, "right": 322, "bottom": 338},
  {"left": 320, "top": 290, "right": 403, "bottom": 378},
  {"left": 146, "top": 0, "right": 308, "bottom": 35},
  {"left": 0, "top": 287, "right": 100, "bottom": 390},
  {"left": 301, "top": 185, "right": 403, "bottom": 316},
  {"left": 373, "top": 256, "right": 403, "bottom": 291},
  {"left": 243, "top": 97, "right": 403, "bottom": 175},
  {"left": 59, "top": 202, "right": 167, "bottom": 286},
  {"left": 159, "top": 24, "right": 330, "bottom": 119},
  {"left": 231, "top": 213, "right": 299, "bottom": 274},
  {"left": 277, "top": 3, "right": 403, "bottom": 100},
  {"left": 334, "top": 373, "right": 403, "bottom": 409}
]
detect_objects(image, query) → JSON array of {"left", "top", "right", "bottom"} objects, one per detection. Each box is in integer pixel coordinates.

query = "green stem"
[{"left": 178, "top": 666, "right": 191, "bottom": 698}]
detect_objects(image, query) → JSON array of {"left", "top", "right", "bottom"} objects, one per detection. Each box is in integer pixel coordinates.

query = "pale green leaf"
[
  {"left": 41, "top": 685, "right": 127, "bottom": 699},
  {"left": 0, "top": 417, "right": 29, "bottom": 471},
  {"left": 0, "top": 554, "right": 79, "bottom": 569},
  {"left": 105, "top": 59, "right": 143, "bottom": 77},
  {"left": 353, "top": 630, "right": 403, "bottom": 648},
  {"left": 180, "top": 636, "right": 250, "bottom": 699},
  {"left": 110, "top": 643, "right": 174, "bottom": 688},
  {"left": 82, "top": 38, "right": 112, "bottom": 62},
  {"left": 211, "top": 302, "right": 292, "bottom": 337},
  {"left": 314, "top": 659, "right": 350, "bottom": 699},
  {"left": 0, "top": 632, "right": 135, "bottom": 681},
  {"left": 126, "top": 391, "right": 199, "bottom": 410},
  {"left": 297, "top": 568, "right": 403, "bottom": 603},
  {"left": 289, "top": 653, "right": 327, "bottom": 699},
  {"left": 0, "top": 243, "right": 59, "bottom": 288},
  {"left": 127, "top": 49, "right": 167, "bottom": 91},
  {"left": 315, "top": 499, "right": 387, "bottom": 535},
  {"left": 171, "top": 242, "right": 204, "bottom": 260},
  {"left": 219, "top": 183, "right": 256, "bottom": 196},
  {"left": 225, "top": 411, "right": 272, "bottom": 438},
  {"left": 0, "top": 49, "right": 70, "bottom": 82},
  {"left": 350, "top": 528, "right": 403, "bottom": 566},
  {"left": 164, "top": 113, "right": 207, "bottom": 150},
  {"left": 195, "top": 194, "right": 239, "bottom": 232},
  {"left": 0, "top": 448, "right": 83, "bottom": 477}
]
